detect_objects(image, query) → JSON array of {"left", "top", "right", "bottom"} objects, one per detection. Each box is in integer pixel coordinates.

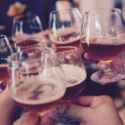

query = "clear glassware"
[
  {"left": 12, "top": 14, "right": 43, "bottom": 43},
  {"left": 52, "top": 46, "right": 87, "bottom": 123},
  {"left": 0, "top": 35, "right": 13, "bottom": 91},
  {"left": 49, "top": 8, "right": 84, "bottom": 55},
  {"left": 81, "top": 8, "right": 125, "bottom": 83},
  {"left": 8, "top": 47, "right": 66, "bottom": 117},
  {"left": 14, "top": 37, "right": 46, "bottom": 52}
]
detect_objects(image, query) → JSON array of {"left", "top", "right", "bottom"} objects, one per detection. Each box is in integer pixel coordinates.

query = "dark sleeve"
[{"left": 114, "top": 0, "right": 122, "bottom": 10}]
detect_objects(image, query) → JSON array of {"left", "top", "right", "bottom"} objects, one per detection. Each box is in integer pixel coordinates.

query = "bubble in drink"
[
  {"left": 10, "top": 79, "right": 65, "bottom": 113},
  {"left": 61, "top": 64, "right": 86, "bottom": 101},
  {"left": 50, "top": 28, "right": 84, "bottom": 54}
]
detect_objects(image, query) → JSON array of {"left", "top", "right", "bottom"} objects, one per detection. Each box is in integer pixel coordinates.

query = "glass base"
[{"left": 91, "top": 71, "right": 125, "bottom": 84}]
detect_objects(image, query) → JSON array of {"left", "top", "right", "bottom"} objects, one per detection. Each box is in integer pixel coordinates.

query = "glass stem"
[{"left": 103, "top": 62, "right": 111, "bottom": 74}]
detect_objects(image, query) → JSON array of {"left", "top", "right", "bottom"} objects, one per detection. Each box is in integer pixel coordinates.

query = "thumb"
[
  {"left": 40, "top": 109, "right": 57, "bottom": 125},
  {"left": 56, "top": 102, "right": 85, "bottom": 121},
  {"left": 13, "top": 112, "right": 39, "bottom": 125}
]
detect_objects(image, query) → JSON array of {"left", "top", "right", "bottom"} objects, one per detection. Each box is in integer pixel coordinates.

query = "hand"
[
  {"left": 85, "top": 51, "right": 125, "bottom": 84},
  {"left": 32, "top": 29, "right": 50, "bottom": 47},
  {"left": 56, "top": 95, "right": 123, "bottom": 125},
  {"left": 0, "top": 86, "right": 22, "bottom": 125},
  {"left": 13, "top": 110, "right": 57, "bottom": 125},
  {"left": 0, "top": 78, "right": 8, "bottom": 90},
  {"left": 12, "top": 29, "right": 50, "bottom": 47}
]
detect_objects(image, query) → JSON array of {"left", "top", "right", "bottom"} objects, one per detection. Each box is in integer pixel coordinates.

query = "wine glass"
[
  {"left": 52, "top": 46, "right": 87, "bottom": 123},
  {"left": 81, "top": 8, "right": 125, "bottom": 83},
  {"left": 12, "top": 14, "right": 43, "bottom": 43},
  {"left": 8, "top": 47, "right": 66, "bottom": 117},
  {"left": 49, "top": 8, "right": 84, "bottom": 55},
  {"left": 14, "top": 37, "right": 46, "bottom": 52},
  {"left": 0, "top": 35, "right": 13, "bottom": 91}
]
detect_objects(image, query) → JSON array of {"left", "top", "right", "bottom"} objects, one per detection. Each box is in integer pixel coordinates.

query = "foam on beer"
[
  {"left": 50, "top": 27, "right": 80, "bottom": 44},
  {"left": 0, "top": 64, "right": 8, "bottom": 68},
  {"left": 61, "top": 64, "right": 86, "bottom": 87},
  {"left": 11, "top": 78, "right": 65, "bottom": 105}
]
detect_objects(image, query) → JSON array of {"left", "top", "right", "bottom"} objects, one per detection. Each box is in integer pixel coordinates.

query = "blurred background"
[{"left": 1, "top": 0, "right": 125, "bottom": 123}]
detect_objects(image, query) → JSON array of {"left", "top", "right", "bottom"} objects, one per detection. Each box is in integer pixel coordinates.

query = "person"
[
  {"left": 13, "top": 111, "right": 57, "bottom": 125},
  {"left": 0, "top": 86, "right": 22, "bottom": 125},
  {"left": 0, "top": 85, "right": 57, "bottom": 125},
  {"left": 12, "top": 95, "right": 123, "bottom": 125},
  {"left": 84, "top": 50, "right": 125, "bottom": 85},
  {"left": 0, "top": 0, "right": 56, "bottom": 36},
  {"left": 56, "top": 95, "right": 123, "bottom": 125},
  {"left": 0, "top": 0, "right": 74, "bottom": 37}
]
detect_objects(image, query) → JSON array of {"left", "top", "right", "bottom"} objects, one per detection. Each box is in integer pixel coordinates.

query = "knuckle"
[
  {"left": 99, "top": 95, "right": 113, "bottom": 103},
  {"left": 100, "top": 95, "right": 112, "bottom": 100},
  {"left": 13, "top": 119, "right": 20, "bottom": 125}
]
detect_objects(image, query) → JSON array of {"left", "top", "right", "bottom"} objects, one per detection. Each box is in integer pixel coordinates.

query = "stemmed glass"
[
  {"left": 12, "top": 14, "right": 43, "bottom": 43},
  {"left": 8, "top": 47, "right": 66, "bottom": 117},
  {"left": 52, "top": 46, "right": 87, "bottom": 123},
  {"left": 0, "top": 35, "right": 13, "bottom": 91},
  {"left": 81, "top": 8, "right": 125, "bottom": 83},
  {"left": 49, "top": 8, "right": 84, "bottom": 55},
  {"left": 14, "top": 37, "right": 46, "bottom": 52}
]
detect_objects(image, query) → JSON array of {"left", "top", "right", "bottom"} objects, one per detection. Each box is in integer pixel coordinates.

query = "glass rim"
[
  {"left": 8, "top": 47, "right": 50, "bottom": 64},
  {"left": 15, "top": 37, "right": 45, "bottom": 49},
  {"left": 14, "top": 14, "right": 39, "bottom": 22},
  {"left": 0, "top": 35, "right": 14, "bottom": 58},
  {"left": 52, "top": 46, "right": 79, "bottom": 54},
  {"left": 84, "top": 8, "right": 121, "bottom": 16},
  {"left": 0, "top": 35, "right": 7, "bottom": 40},
  {"left": 50, "top": 8, "right": 79, "bottom": 15}
]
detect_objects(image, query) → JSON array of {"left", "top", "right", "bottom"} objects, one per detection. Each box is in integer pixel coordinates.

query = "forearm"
[{"left": 0, "top": 87, "right": 22, "bottom": 125}]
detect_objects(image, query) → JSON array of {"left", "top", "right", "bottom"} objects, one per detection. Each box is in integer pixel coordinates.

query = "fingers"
[
  {"left": 32, "top": 30, "right": 50, "bottom": 47},
  {"left": 84, "top": 53, "right": 94, "bottom": 59},
  {"left": 40, "top": 109, "right": 57, "bottom": 125},
  {"left": 72, "top": 96, "right": 94, "bottom": 106},
  {"left": 42, "top": 29, "right": 49, "bottom": 36},
  {"left": 56, "top": 102, "right": 84, "bottom": 120},
  {"left": 13, "top": 112, "right": 39, "bottom": 125},
  {"left": 13, "top": 110, "right": 57, "bottom": 125},
  {"left": 72, "top": 95, "right": 114, "bottom": 108},
  {"left": 97, "top": 62, "right": 109, "bottom": 71},
  {"left": 84, "top": 53, "right": 109, "bottom": 71}
]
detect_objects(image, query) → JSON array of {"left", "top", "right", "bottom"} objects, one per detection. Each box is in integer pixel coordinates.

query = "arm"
[
  {"left": 56, "top": 95, "right": 123, "bottom": 125},
  {"left": 84, "top": 50, "right": 125, "bottom": 84},
  {"left": 0, "top": 86, "right": 22, "bottom": 125}
]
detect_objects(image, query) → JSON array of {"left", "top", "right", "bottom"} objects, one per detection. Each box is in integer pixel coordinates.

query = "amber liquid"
[
  {"left": 15, "top": 98, "right": 60, "bottom": 113},
  {"left": 81, "top": 37, "right": 125, "bottom": 61},
  {"left": 11, "top": 80, "right": 65, "bottom": 113},
  {"left": 61, "top": 79, "right": 86, "bottom": 101},
  {"left": 17, "top": 39, "right": 40, "bottom": 49},
  {"left": 51, "top": 32, "right": 84, "bottom": 55},
  {"left": 0, "top": 65, "right": 8, "bottom": 83},
  {"left": 61, "top": 65, "right": 86, "bottom": 101}
]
